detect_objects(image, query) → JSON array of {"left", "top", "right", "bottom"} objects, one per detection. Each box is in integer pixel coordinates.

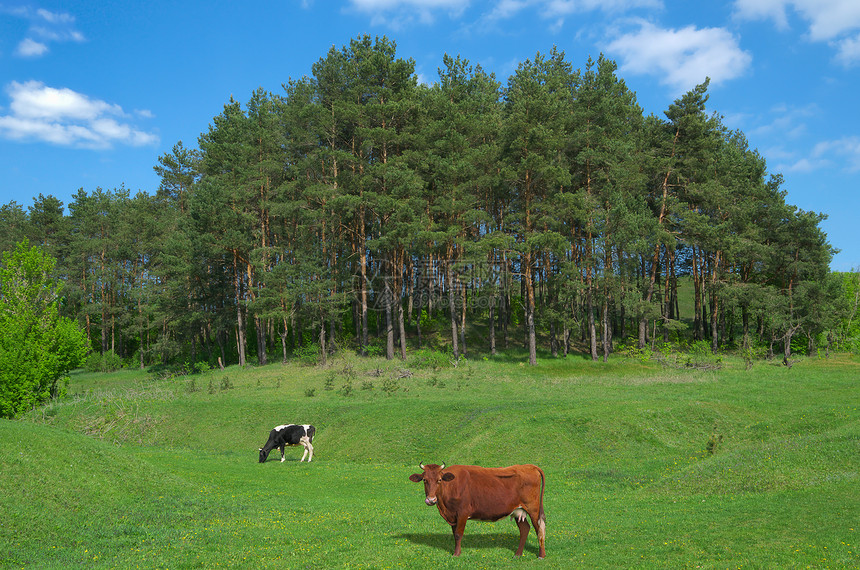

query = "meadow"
[{"left": 1, "top": 350, "right": 858, "bottom": 569}]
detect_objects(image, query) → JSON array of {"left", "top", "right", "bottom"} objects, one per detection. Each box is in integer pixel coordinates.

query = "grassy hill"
[{"left": 2, "top": 352, "right": 858, "bottom": 568}]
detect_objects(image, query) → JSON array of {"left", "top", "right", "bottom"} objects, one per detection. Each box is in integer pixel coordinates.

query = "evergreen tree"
[
  {"left": 502, "top": 48, "right": 573, "bottom": 365},
  {"left": 566, "top": 55, "right": 644, "bottom": 360}
]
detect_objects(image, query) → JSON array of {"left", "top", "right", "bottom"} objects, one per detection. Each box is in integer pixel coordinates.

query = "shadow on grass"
[
  {"left": 259, "top": 456, "right": 314, "bottom": 464},
  {"left": 393, "top": 532, "right": 539, "bottom": 557},
  {"left": 478, "top": 347, "right": 592, "bottom": 364}
]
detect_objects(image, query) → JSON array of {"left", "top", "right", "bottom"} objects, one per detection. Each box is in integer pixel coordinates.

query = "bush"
[
  {"left": 844, "top": 335, "right": 860, "bottom": 355},
  {"left": 338, "top": 378, "right": 353, "bottom": 397},
  {"left": 408, "top": 348, "right": 448, "bottom": 370},
  {"left": 0, "top": 241, "right": 88, "bottom": 417},
  {"left": 364, "top": 339, "right": 385, "bottom": 358},
  {"left": 293, "top": 344, "right": 320, "bottom": 366},
  {"left": 83, "top": 351, "right": 124, "bottom": 374},
  {"left": 381, "top": 377, "right": 399, "bottom": 395}
]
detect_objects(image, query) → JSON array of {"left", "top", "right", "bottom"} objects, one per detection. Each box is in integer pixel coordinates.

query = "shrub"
[
  {"left": 0, "top": 241, "right": 88, "bottom": 417},
  {"left": 293, "top": 344, "right": 320, "bottom": 366},
  {"left": 324, "top": 373, "right": 336, "bottom": 391},
  {"left": 706, "top": 427, "right": 724, "bottom": 455},
  {"left": 338, "top": 379, "right": 353, "bottom": 397},
  {"left": 381, "top": 377, "right": 399, "bottom": 395},
  {"left": 364, "top": 339, "right": 385, "bottom": 357},
  {"left": 846, "top": 335, "right": 860, "bottom": 355},
  {"left": 83, "top": 351, "right": 124, "bottom": 373},
  {"left": 409, "top": 348, "right": 448, "bottom": 370}
]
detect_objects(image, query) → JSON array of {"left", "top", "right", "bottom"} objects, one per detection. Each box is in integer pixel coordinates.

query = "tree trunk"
[
  {"left": 359, "top": 210, "right": 369, "bottom": 355},
  {"left": 319, "top": 318, "right": 327, "bottom": 366},
  {"left": 587, "top": 284, "right": 598, "bottom": 361},
  {"left": 783, "top": 329, "right": 795, "bottom": 367},
  {"left": 255, "top": 315, "right": 267, "bottom": 366},
  {"left": 525, "top": 252, "right": 537, "bottom": 366},
  {"left": 235, "top": 254, "right": 247, "bottom": 367},
  {"left": 280, "top": 317, "right": 288, "bottom": 364},
  {"left": 602, "top": 296, "right": 611, "bottom": 362},
  {"left": 447, "top": 257, "right": 459, "bottom": 360},
  {"left": 385, "top": 278, "right": 395, "bottom": 361},
  {"left": 489, "top": 301, "right": 496, "bottom": 356},
  {"left": 459, "top": 274, "right": 467, "bottom": 356}
]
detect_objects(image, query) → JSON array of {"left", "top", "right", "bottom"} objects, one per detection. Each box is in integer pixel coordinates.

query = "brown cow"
[{"left": 408, "top": 463, "right": 546, "bottom": 558}]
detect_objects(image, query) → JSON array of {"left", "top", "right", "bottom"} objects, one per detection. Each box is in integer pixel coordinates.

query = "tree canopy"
[
  {"left": 1, "top": 36, "right": 849, "bottom": 370},
  {"left": 0, "top": 240, "right": 89, "bottom": 417}
]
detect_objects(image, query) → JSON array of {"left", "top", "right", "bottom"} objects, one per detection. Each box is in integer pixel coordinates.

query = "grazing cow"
[
  {"left": 409, "top": 463, "right": 546, "bottom": 558},
  {"left": 258, "top": 424, "right": 315, "bottom": 463}
]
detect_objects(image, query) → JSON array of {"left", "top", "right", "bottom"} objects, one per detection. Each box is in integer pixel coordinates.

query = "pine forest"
[{"left": 1, "top": 36, "right": 850, "bottom": 370}]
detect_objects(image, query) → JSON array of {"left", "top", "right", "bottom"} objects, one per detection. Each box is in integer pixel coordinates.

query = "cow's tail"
[
  {"left": 536, "top": 465, "right": 547, "bottom": 558},
  {"left": 537, "top": 466, "right": 546, "bottom": 525}
]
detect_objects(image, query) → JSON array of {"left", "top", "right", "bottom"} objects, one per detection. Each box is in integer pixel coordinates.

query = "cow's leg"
[
  {"left": 515, "top": 517, "right": 530, "bottom": 556},
  {"left": 279, "top": 445, "right": 286, "bottom": 462},
  {"left": 451, "top": 518, "right": 467, "bottom": 556},
  {"left": 530, "top": 511, "right": 546, "bottom": 559},
  {"left": 299, "top": 436, "right": 313, "bottom": 462}
]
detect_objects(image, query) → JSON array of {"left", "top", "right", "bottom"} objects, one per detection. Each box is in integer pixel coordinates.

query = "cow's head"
[
  {"left": 258, "top": 447, "right": 269, "bottom": 463},
  {"left": 409, "top": 463, "right": 454, "bottom": 506}
]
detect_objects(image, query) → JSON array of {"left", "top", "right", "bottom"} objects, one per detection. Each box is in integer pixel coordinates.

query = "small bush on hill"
[
  {"left": 84, "top": 350, "right": 124, "bottom": 373},
  {"left": 408, "top": 348, "right": 449, "bottom": 370},
  {"left": 293, "top": 344, "right": 320, "bottom": 366}
]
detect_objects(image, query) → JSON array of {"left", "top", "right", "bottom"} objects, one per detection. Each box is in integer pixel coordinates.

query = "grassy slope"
[{"left": 2, "top": 353, "right": 859, "bottom": 568}]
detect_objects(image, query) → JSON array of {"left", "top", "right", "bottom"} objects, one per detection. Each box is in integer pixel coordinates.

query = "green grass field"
[{"left": 2, "top": 351, "right": 858, "bottom": 568}]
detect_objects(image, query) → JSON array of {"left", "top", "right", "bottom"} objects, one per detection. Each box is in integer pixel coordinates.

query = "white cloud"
[
  {"left": 8, "top": 81, "right": 122, "bottom": 121},
  {"left": 350, "top": 0, "right": 465, "bottom": 8},
  {"left": 767, "top": 135, "right": 860, "bottom": 174},
  {"left": 748, "top": 103, "right": 818, "bottom": 140},
  {"left": 541, "top": 0, "right": 662, "bottom": 17},
  {"left": 488, "top": 0, "right": 531, "bottom": 20},
  {"left": 781, "top": 156, "right": 831, "bottom": 173},
  {"left": 605, "top": 22, "right": 752, "bottom": 94},
  {"left": 736, "top": 0, "right": 860, "bottom": 40},
  {"left": 834, "top": 34, "right": 860, "bottom": 66},
  {"left": 35, "top": 8, "right": 75, "bottom": 25},
  {"left": 347, "top": 0, "right": 467, "bottom": 26},
  {"left": 350, "top": 0, "right": 660, "bottom": 29},
  {"left": 0, "top": 81, "right": 159, "bottom": 149},
  {"left": 733, "top": 0, "right": 792, "bottom": 29},
  {"left": 813, "top": 136, "right": 860, "bottom": 171},
  {"left": 15, "top": 38, "right": 49, "bottom": 57},
  {"left": 1, "top": 6, "right": 85, "bottom": 59},
  {"left": 734, "top": 0, "right": 860, "bottom": 64},
  {"left": 487, "top": 0, "right": 662, "bottom": 25}
]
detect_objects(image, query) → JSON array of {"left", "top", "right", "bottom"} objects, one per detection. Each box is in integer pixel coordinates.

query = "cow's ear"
[
  {"left": 441, "top": 472, "right": 456, "bottom": 482},
  {"left": 408, "top": 473, "right": 423, "bottom": 483}
]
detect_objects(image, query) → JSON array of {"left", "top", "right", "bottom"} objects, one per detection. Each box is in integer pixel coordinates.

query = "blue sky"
[{"left": 1, "top": 0, "right": 858, "bottom": 270}]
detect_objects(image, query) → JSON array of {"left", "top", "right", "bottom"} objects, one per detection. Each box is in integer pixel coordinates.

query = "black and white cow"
[{"left": 258, "top": 424, "right": 315, "bottom": 463}]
